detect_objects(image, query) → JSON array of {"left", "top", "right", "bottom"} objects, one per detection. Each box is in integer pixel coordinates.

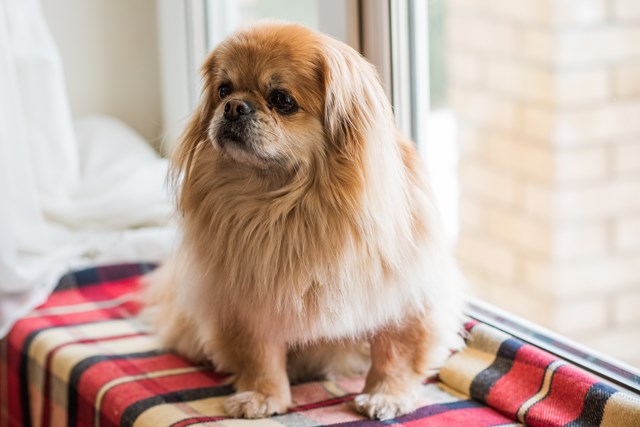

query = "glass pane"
[
  {"left": 205, "top": 0, "right": 321, "bottom": 51},
  {"left": 427, "top": 0, "right": 446, "bottom": 110},
  {"left": 237, "top": 0, "right": 319, "bottom": 29},
  {"left": 424, "top": 0, "right": 640, "bottom": 370}
]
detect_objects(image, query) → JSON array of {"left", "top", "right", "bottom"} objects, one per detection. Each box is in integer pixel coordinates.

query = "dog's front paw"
[
  {"left": 224, "top": 391, "right": 288, "bottom": 418},
  {"left": 353, "top": 392, "right": 416, "bottom": 420}
]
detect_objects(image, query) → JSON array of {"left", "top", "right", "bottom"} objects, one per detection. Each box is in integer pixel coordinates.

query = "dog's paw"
[
  {"left": 352, "top": 392, "right": 415, "bottom": 420},
  {"left": 224, "top": 391, "right": 287, "bottom": 419}
]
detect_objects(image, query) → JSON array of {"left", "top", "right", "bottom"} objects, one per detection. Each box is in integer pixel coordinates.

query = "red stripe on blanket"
[
  {"left": 7, "top": 281, "right": 142, "bottom": 354},
  {"left": 464, "top": 320, "right": 479, "bottom": 332},
  {"left": 290, "top": 394, "right": 355, "bottom": 412},
  {"left": 0, "top": 340, "right": 9, "bottom": 427},
  {"left": 11, "top": 303, "right": 141, "bottom": 343},
  {"left": 403, "top": 406, "right": 515, "bottom": 427},
  {"left": 5, "top": 336, "right": 27, "bottom": 426},
  {"left": 524, "top": 364, "right": 597, "bottom": 426},
  {"left": 169, "top": 416, "right": 227, "bottom": 427},
  {"left": 99, "top": 370, "right": 228, "bottom": 426},
  {"left": 42, "top": 277, "right": 142, "bottom": 309},
  {"left": 485, "top": 344, "right": 557, "bottom": 417},
  {"left": 75, "top": 353, "right": 204, "bottom": 426}
]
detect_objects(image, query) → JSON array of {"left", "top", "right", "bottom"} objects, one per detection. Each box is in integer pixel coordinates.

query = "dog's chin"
[{"left": 214, "top": 137, "right": 279, "bottom": 170}]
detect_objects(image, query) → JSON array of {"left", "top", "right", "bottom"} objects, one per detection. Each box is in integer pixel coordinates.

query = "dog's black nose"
[{"left": 224, "top": 99, "right": 254, "bottom": 121}]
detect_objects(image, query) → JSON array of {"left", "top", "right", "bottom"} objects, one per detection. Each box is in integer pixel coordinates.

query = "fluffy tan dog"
[{"left": 144, "top": 22, "right": 464, "bottom": 420}]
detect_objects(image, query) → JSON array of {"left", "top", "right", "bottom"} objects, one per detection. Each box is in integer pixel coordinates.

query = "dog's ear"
[
  {"left": 170, "top": 53, "right": 219, "bottom": 186},
  {"left": 320, "top": 39, "right": 391, "bottom": 154}
]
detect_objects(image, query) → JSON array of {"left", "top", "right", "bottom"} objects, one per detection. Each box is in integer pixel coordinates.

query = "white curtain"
[{"left": 0, "top": 0, "right": 175, "bottom": 337}]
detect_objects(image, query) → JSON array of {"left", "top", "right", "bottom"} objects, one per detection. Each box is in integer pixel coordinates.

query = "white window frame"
[
  {"left": 205, "top": 0, "right": 359, "bottom": 52},
  {"left": 361, "top": 0, "right": 430, "bottom": 153},
  {"left": 156, "top": 0, "right": 207, "bottom": 151}
]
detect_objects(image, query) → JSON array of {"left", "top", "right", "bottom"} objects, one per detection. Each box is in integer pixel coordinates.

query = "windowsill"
[{"left": 466, "top": 297, "right": 640, "bottom": 397}]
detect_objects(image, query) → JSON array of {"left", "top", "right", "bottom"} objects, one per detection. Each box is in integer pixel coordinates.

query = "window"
[
  {"left": 157, "top": 0, "right": 358, "bottom": 147},
  {"left": 159, "top": 0, "right": 640, "bottom": 380},
  {"left": 420, "top": 0, "right": 640, "bottom": 377}
]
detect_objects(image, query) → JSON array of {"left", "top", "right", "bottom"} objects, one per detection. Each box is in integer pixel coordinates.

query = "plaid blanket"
[{"left": 1, "top": 264, "right": 639, "bottom": 427}]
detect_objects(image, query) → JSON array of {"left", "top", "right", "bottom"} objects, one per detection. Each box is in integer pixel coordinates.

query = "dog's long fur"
[{"left": 144, "top": 22, "right": 464, "bottom": 420}]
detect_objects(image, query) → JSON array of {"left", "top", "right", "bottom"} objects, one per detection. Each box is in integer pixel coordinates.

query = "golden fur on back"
[{"left": 144, "top": 22, "right": 464, "bottom": 420}]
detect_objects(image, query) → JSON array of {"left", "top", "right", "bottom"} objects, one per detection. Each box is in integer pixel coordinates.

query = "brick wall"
[{"left": 448, "top": 0, "right": 640, "bottom": 367}]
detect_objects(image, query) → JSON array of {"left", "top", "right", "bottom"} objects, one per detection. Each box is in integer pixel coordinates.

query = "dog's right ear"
[{"left": 170, "top": 53, "right": 218, "bottom": 186}]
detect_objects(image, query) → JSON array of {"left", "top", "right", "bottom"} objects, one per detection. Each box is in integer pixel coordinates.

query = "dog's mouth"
[
  {"left": 218, "top": 122, "right": 250, "bottom": 148},
  {"left": 212, "top": 121, "right": 282, "bottom": 169}
]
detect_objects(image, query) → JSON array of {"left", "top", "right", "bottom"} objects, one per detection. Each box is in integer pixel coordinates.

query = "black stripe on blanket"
[
  {"left": 470, "top": 338, "right": 523, "bottom": 404},
  {"left": 67, "top": 350, "right": 164, "bottom": 426},
  {"left": 564, "top": 382, "right": 616, "bottom": 427},
  {"left": 54, "top": 263, "right": 157, "bottom": 291},
  {"left": 119, "top": 385, "right": 235, "bottom": 427}
]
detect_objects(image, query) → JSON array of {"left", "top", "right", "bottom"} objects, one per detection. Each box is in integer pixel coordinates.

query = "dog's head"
[
  {"left": 204, "top": 23, "right": 325, "bottom": 170},
  {"left": 173, "top": 21, "right": 394, "bottom": 178}
]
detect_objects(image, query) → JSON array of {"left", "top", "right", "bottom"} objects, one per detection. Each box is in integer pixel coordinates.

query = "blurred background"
[{"left": 38, "top": 0, "right": 640, "bottom": 368}]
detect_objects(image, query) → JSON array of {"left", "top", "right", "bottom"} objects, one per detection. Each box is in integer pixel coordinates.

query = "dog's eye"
[
  {"left": 268, "top": 90, "right": 298, "bottom": 115},
  {"left": 218, "top": 84, "right": 232, "bottom": 100}
]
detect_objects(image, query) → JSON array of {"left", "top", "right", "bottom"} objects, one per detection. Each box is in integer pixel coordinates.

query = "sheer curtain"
[{"left": 0, "top": 0, "right": 175, "bottom": 336}]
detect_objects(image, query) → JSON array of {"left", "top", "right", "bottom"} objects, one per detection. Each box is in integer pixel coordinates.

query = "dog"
[{"left": 144, "top": 21, "right": 464, "bottom": 420}]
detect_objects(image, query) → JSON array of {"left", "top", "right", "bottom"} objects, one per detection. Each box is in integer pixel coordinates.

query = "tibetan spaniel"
[{"left": 144, "top": 22, "right": 464, "bottom": 420}]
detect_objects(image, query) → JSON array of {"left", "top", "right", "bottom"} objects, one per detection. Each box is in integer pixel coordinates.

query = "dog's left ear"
[{"left": 320, "top": 38, "right": 392, "bottom": 153}]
